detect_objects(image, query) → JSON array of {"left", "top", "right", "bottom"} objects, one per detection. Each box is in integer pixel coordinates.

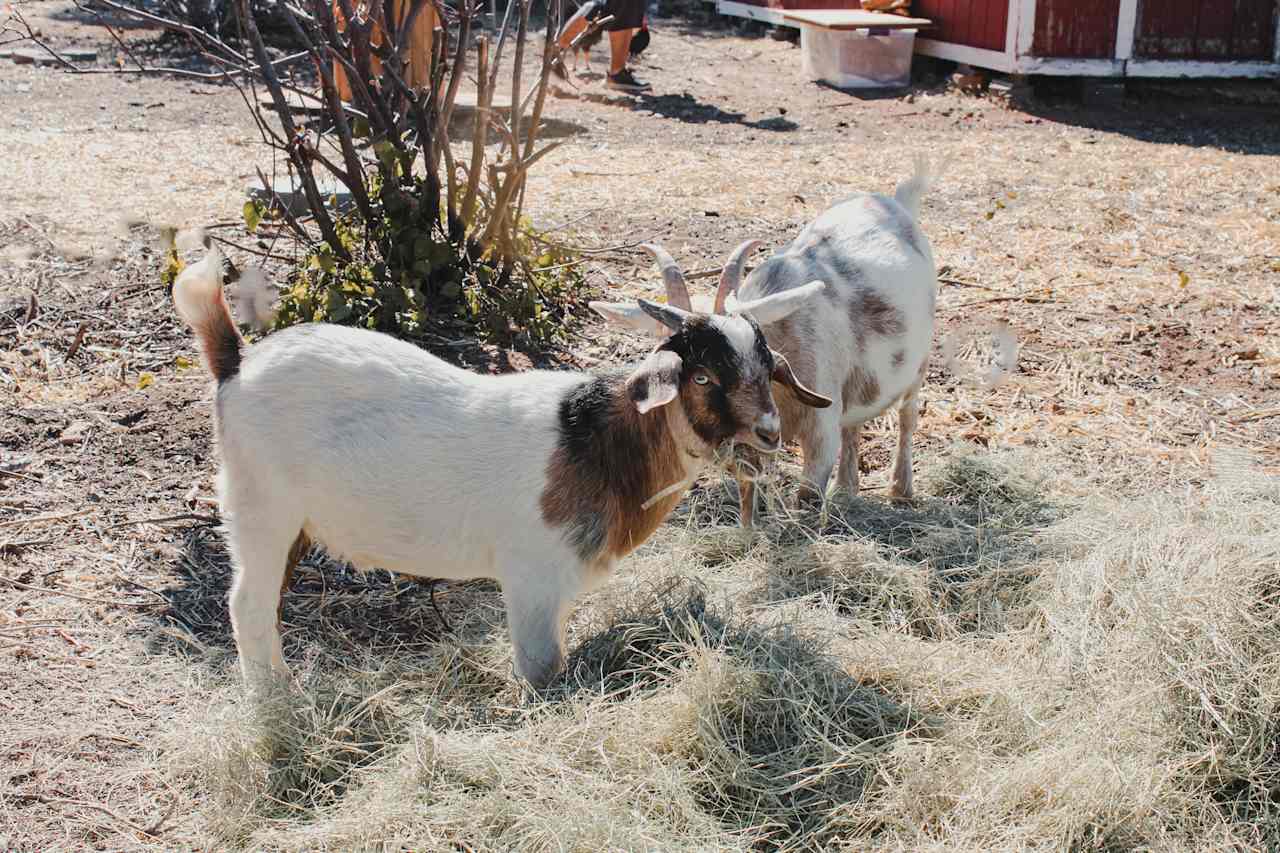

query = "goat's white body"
[
  {"left": 177, "top": 242, "right": 814, "bottom": 687},
  {"left": 745, "top": 190, "right": 936, "bottom": 424},
  {"left": 219, "top": 325, "right": 588, "bottom": 580},
  {"left": 710, "top": 165, "right": 938, "bottom": 518},
  {"left": 212, "top": 324, "right": 650, "bottom": 688}
]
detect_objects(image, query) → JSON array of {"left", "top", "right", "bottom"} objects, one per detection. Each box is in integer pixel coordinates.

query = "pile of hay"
[{"left": 170, "top": 453, "right": 1280, "bottom": 851}]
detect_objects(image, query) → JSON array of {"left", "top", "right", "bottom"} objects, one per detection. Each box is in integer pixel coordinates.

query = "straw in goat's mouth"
[{"left": 642, "top": 441, "right": 770, "bottom": 511}]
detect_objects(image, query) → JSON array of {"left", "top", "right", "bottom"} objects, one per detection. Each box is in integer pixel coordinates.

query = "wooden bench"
[{"left": 778, "top": 9, "right": 931, "bottom": 35}]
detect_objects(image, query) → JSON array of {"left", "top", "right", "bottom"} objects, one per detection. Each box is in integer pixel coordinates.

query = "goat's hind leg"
[
  {"left": 224, "top": 506, "right": 306, "bottom": 686},
  {"left": 889, "top": 381, "right": 922, "bottom": 501}
]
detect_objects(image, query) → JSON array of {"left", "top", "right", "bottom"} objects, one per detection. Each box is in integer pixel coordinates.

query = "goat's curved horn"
[
  {"left": 642, "top": 243, "right": 692, "bottom": 311},
  {"left": 714, "top": 239, "right": 762, "bottom": 314}
]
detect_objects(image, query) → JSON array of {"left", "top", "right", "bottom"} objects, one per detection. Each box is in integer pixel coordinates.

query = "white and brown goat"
[
  {"left": 172, "top": 248, "right": 831, "bottom": 690},
  {"left": 594, "top": 161, "right": 936, "bottom": 526}
]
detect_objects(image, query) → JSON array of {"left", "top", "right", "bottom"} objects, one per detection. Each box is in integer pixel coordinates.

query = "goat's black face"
[{"left": 660, "top": 314, "right": 783, "bottom": 452}]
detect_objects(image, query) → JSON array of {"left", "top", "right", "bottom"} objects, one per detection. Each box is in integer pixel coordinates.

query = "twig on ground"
[
  {"left": 65, "top": 322, "right": 88, "bottom": 359},
  {"left": 0, "top": 577, "right": 156, "bottom": 609},
  {"left": 106, "top": 513, "right": 219, "bottom": 531},
  {"left": 953, "top": 295, "right": 1057, "bottom": 308},
  {"left": 0, "top": 510, "right": 92, "bottom": 529},
  {"left": 940, "top": 277, "right": 997, "bottom": 290},
  {"left": 427, "top": 579, "right": 453, "bottom": 633},
  {"left": 0, "top": 539, "right": 54, "bottom": 555},
  {"left": 14, "top": 794, "right": 164, "bottom": 840},
  {"left": 575, "top": 238, "right": 659, "bottom": 256}
]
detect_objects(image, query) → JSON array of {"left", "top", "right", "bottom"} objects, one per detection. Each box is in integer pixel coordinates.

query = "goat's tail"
[
  {"left": 172, "top": 246, "right": 243, "bottom": 385},
  {"left": 893, "top": 155, "right": 933, "bottom": 221}
]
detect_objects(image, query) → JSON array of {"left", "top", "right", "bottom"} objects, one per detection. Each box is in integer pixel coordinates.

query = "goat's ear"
[
  {"left": 637, "top": 298, "right": 693, "bottom": 334},
  {"left": 626, "top": 349, "right": 683, "bottom": 414},
  {"left": 589, "top": 301, "right": 669, "bottom": 337},
  {"left": 733, "top": 280, "right": 826, "bottom": 326},
  {"left": 771, "top": 350, "right": 832, "bottom": 408}
]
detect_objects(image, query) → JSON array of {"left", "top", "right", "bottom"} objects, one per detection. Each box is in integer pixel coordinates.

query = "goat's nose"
[{"left": 755, "top": 425, "right": 781, "bottom": 447}]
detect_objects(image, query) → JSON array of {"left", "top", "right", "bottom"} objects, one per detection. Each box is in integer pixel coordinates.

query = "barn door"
[
  {"left": 1031, "top": 0, "right": 1123, "bottom": 57},
  {"left": 1133, "top": 0, "right": 1278, "bottom": 60}
]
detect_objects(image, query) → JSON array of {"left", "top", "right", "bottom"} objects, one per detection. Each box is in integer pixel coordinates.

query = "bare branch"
[
  {"left": 82, "top": 0, "right": 250, "bottom": 64},
  {"left": 234, "top": 0, "right": 344, "bottom": 255},
  {"left": 508, "top": 0, "right": 529, "bottom": 159},
  {"left": 255, "top": 166, "right": 311, "bottom": 242},
  {"left": 277, "top": 1, "right": 374, "bottom": 221},
  {"left": 461, "top": 34, "right": 489, "bottom": 227}
]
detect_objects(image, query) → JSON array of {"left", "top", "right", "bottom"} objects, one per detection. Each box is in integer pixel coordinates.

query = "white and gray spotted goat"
[
  {"left": 172, "top": 248, "right": 831, "bottom": 689},
  {"left": 593, "top": 160, "right": 937, "bottom": 526}
]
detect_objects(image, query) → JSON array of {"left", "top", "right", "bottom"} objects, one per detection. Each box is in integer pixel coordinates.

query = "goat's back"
[
  {"left": 741, "top": 192, "right": 936, "bottom": 426},
  {"left": 213, "top": 323, "right": 585, "bottom": 577}
]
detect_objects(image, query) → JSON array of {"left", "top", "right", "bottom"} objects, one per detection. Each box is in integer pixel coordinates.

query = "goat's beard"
[{"left": 728, "top": 442, "right": 769, "bottom": 483}]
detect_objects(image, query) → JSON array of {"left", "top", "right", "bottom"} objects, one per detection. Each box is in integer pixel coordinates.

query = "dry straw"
[{"left": 148, "top": 453, "right": 1280, "bottom": 852}]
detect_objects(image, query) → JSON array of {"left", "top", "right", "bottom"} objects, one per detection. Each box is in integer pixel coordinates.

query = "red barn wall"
[
  {"left": 1135, "top": 0, "right": 1278, "bottom": 60},
  {"left": 1031, "top": 0, "right": 1121, "bottom": 56},
  {"left": 911, "top": 0, "right": 1009, "bottom": 51}
]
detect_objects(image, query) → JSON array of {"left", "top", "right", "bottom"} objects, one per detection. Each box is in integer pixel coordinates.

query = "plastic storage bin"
[{"left": 800, "top": 27, "right": 916, "bottom": 89}]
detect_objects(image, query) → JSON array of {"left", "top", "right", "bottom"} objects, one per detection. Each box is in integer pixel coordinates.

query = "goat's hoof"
[
  {"left": 830, "top": 485, "right": 860, "bottom": 502},
  {"left": 795, "top": 490, "right": 824, "bottom": 511}
]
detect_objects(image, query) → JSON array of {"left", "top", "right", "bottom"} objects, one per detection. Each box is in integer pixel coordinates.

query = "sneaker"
[{"left": 605, "top": 68, "right": 651, "bottom": 92}]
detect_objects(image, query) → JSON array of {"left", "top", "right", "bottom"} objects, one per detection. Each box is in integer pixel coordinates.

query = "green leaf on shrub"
[
  {"left": 311, "top": 250, "right": 337, "bottom": 274},
  {"left": 243, "top": 200, "right": 263, "bottom": 233},
  {"left": 373, "top": 141, "right": 397, "bottom": 171},
  {"left": 326, "top": 287, "right": 352, "bottom": 321}
]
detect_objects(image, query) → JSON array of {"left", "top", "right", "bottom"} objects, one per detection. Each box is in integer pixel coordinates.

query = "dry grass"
[{"left": 75, "top": 451, "right": 1264, "bottom": 852}]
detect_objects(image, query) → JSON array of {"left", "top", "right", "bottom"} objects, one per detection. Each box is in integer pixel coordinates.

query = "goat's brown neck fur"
[{"left": 540, "top": 373, "right": 705, "bottom": 566}]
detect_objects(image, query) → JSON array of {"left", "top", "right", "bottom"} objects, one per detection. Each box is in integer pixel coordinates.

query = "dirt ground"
[{"left": 1, "top": 1, "right": 1279, "bottom": 848}]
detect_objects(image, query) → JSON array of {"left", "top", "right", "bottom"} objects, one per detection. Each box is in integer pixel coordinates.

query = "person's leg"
[
  {"left": 600, "top": 0, "right": 650, "bottom": 90},
  {"left": 608, "top": 27, "right": 635, "bottom": 75}
]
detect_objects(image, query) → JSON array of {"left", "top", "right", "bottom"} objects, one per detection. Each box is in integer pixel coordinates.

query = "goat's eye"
[{"left": 693, "top": 372, "right": 710, "bottom": 386}]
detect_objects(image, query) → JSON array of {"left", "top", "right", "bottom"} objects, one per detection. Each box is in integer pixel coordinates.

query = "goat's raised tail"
[
  {"left": 893, "top": 156, "right": 933, "bottom": 221},
  {"left": 173, "top": 246, "right": 243, "bottom": 384}
]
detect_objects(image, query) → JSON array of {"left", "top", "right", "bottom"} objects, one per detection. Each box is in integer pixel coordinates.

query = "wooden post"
[{"left": 333, "top": 0, "right": 437, "bottom": 101}]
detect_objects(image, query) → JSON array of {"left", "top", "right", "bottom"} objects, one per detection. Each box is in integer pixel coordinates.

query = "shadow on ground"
[
  {"left": 1017, "top": 78, "right": 1280, "bottom": 156},
  {"left": 152, "top": 525, "right": 499, "bottom": 665},
  {"left": 549, "top": 575, "right": 929, "bottom": 846},
  {"left": 567, "top": 86, "right": 801, "bottom": 130},
  {"left": 674, "top": 453, "right": 1061, "bottom": 639}
]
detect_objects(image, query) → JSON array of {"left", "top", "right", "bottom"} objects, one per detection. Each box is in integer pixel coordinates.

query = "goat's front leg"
[
  {"left": 735, "top": 445, "right": 764, "bottom": 528},
  {"left": 889, "top": 381, "right": 922, "bottom": 501},
  {"left": 503, "top": 568, "right": 577, "bottom": 691},
  {"left": 797, "top": 411, "right": 840, "bottom": 510}
]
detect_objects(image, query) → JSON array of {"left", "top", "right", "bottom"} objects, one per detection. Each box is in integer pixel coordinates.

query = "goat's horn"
[
  {"left": 714, "top": 239, "right": 762, "bottom": 314},
  {"left": 642, "top": 243, "right": 691, "bottom": 312}
]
